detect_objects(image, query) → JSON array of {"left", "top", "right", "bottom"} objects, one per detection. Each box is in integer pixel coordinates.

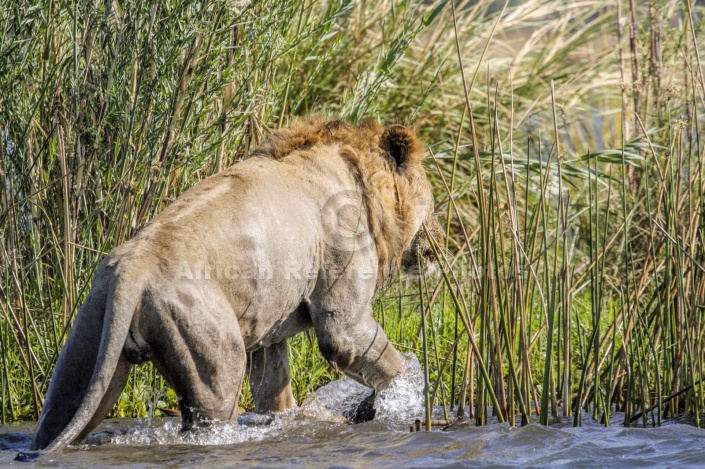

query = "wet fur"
[{"left": 30, "top": 117, "right": 440, "bottom": 453}]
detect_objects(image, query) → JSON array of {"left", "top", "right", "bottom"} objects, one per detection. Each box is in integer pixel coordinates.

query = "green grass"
[{"left": 1, "top": 0, "right": 705, "bottom": 429}]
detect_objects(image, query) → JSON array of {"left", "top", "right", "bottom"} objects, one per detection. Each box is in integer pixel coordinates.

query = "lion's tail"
[{"left": 33, "top": 266, "right": 144, "bottom": 452}]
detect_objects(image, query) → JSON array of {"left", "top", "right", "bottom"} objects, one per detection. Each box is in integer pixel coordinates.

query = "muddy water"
[{"left": 2, "top": 356, "right": 705, "bottom": 468}]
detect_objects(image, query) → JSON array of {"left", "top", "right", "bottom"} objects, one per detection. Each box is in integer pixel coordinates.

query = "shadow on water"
[{"left": 3, "top": 356, "right": 705, "bottom": 468}]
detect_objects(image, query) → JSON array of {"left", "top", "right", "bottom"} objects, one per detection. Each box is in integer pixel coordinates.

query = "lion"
[{"left": 29, "top": 117, "right": 442, "bottom": 453}]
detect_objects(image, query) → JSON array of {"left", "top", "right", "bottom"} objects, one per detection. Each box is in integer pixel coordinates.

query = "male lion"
[{"left": 30, "top": 117, "right": 441, "bottom": 453}]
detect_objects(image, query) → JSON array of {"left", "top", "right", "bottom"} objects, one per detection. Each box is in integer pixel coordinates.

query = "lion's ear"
[{"left": 380, "top": 125, "right": 423, "bottom": 172}]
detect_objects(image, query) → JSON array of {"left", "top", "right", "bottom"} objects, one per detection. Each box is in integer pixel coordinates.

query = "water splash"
[
  {"left": 96, "top": 353, "right": 425, "bottom": 447},
  {"left": 106, "top": 416, "right": 284, "bottom": 447},
  {"left": 374, "top": 353, "right": 424, "bottom": 423},
  {"left": 301, "top": 378, "right": 372, "bottom": 422},
  {"left": 302, "top": 352, "right": 424, "bottom": 425}
]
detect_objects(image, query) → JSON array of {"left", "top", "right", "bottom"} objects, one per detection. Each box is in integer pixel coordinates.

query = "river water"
[{"left": 2, "top": 356, "right": 705, "bottom": 468}]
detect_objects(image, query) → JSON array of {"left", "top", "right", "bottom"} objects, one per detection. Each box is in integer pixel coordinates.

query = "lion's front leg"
[
  {"left": 310, "top": 248, "right": 403, "bottom": 392},
  {"left": 247, "top": 340, "right": 296, "bottom": 413},
  {"left": 312, "top": 306, "right": 403, "bottom": 392}
]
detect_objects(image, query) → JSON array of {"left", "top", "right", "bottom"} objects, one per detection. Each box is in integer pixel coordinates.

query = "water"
[{"left": 2, "top": 355, "right": 705, "bottom": 468}]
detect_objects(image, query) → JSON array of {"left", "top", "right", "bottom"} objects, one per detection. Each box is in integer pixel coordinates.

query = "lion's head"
[
  {"left": 252, "top": 116, "right": 442, "bottom": 286},
  {"left": 400, "top": 215, "right": 444, "bottom": 277}
]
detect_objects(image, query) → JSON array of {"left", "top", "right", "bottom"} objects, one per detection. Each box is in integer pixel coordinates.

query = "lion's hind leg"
[
  {"left": 143, "top": 285, "right": 246, "bottom": 430},
  {"left": 248, "top": 340, "right": 296, "bottom": 414}
]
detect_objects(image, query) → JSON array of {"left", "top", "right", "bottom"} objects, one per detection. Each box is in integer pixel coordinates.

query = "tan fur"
[
  {"left": 31, "top": 117, "right": 440, "bottom": 454},
  {"left": 253, "top": 116, "right": 433, "bottom": 285}
]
